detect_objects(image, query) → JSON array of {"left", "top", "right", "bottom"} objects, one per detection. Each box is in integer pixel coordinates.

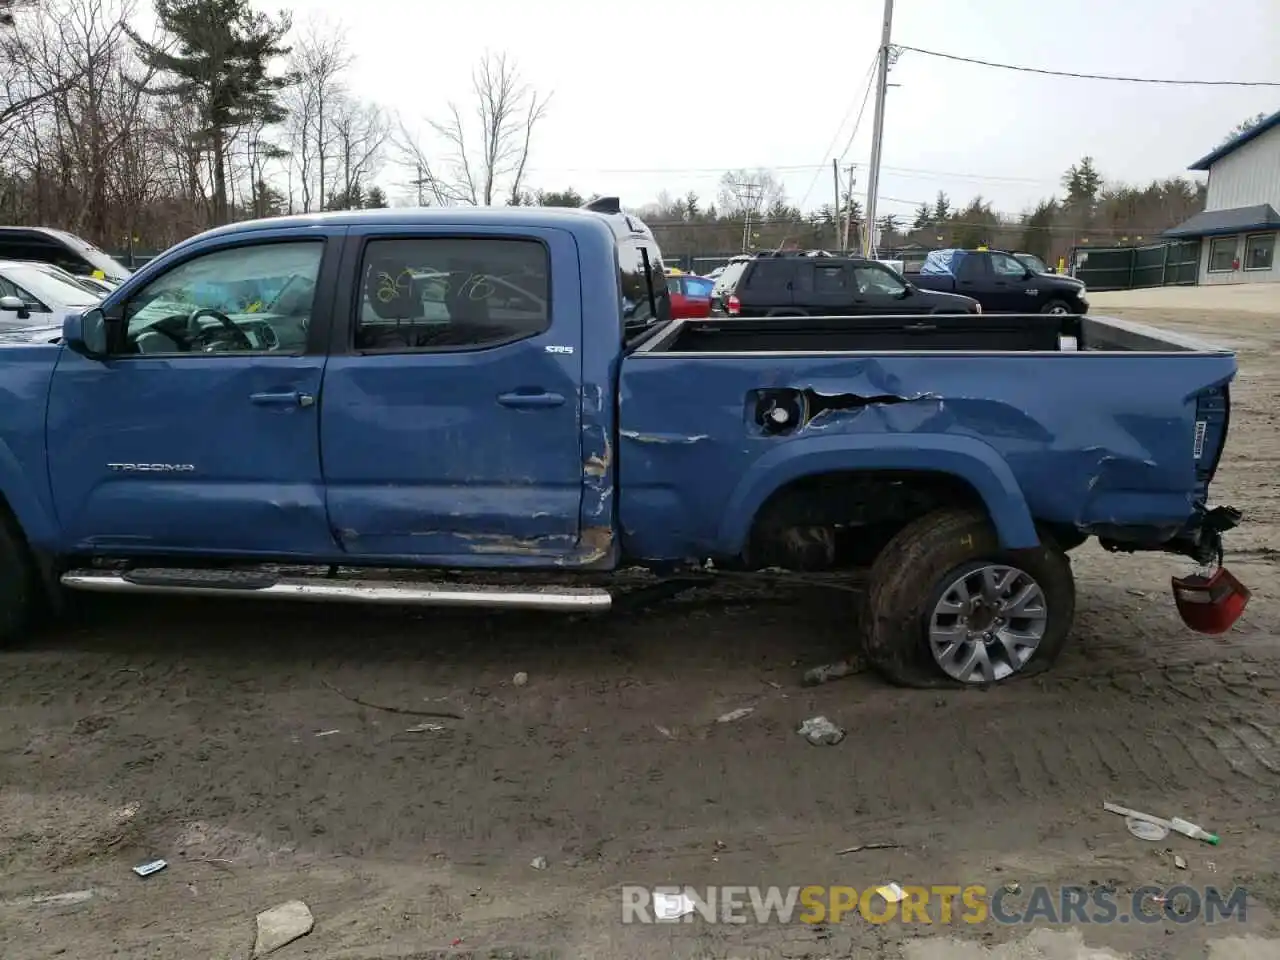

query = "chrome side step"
[{"left": 60, "top": 568, "right": 612, "bottom": 611}]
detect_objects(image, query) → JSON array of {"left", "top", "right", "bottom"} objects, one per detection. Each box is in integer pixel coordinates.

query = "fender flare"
[
  {"left": 717, "top": 432, "right": 1040, "bottom": 554},
  {"left": 0, "top": 437, "right": 58, "bottom": 548}
]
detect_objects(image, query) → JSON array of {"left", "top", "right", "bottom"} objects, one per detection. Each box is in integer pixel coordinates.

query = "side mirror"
[
  {"left": 62, "top": 307, "right": 109, "bottom": 359},
  {"left": 0, "top": 295, "right": 29, "bottom": 320}
]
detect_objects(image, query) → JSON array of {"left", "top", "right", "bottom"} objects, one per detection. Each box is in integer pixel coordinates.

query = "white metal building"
[{"left": 1165, "top": 108, "right": 1280, "bottom": 285}]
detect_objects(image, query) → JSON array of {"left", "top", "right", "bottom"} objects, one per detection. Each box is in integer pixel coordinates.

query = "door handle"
[
  {"left": 250, "top": 390, "right": 314, "bottom": 408},
  {"left": 497, "top": 390, "right": 565, "bottom": 409}
]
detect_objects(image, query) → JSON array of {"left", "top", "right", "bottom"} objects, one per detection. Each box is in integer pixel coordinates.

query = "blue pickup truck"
[{"left": 0, "top": 199, "right": 1249, "bottom": 687}]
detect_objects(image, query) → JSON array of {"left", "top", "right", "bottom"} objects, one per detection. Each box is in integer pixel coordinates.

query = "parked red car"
[{"left": 665, "top": 270, "right": 715, "bottom": 319}]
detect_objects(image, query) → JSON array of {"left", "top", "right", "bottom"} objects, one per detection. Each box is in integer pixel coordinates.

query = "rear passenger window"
[
  {"left": 956, "top": 256, "right": 984, "bottom": 282},
  {"left": 744, "top": 260, "right": 792, "bottom": 290},
  {"left": 355, "top": 237, "right": 550, "bottom": 352},
  {"left": 813, "top": 264, "right": 849, "bottom": 293}
]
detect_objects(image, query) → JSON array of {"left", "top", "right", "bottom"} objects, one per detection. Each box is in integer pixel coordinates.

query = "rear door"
[{"left": 319, "top": 225, "right": 585, "bottom": 561}]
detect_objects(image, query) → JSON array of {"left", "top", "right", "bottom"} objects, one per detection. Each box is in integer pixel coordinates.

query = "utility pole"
[
  {"left": 413, "top": 162, "right": 426, "bottom": 207},
  {"left": 842, "top": 164, "right": 856, "bottom": 253},
  {"left": 832, "top": 159, "right": 842, "bottom": 251},
  {"left": 729, "top": 180, "right": 763, "bottom": 253},
  {"left": 863, "top": 0, "right": 894, "bottom": 258}
]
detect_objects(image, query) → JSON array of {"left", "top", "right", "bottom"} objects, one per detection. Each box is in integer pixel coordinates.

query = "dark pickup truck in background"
[
  {"left": 711, "top": 251, "right": 980, "bottom": 318},
  {"left": 912, "top": 249, "right": 1088, "bottom": 315}
]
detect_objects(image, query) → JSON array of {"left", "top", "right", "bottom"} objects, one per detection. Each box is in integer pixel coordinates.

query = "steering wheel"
[{"left": 186, "top": 307, "right": 254, "bottom": 351}]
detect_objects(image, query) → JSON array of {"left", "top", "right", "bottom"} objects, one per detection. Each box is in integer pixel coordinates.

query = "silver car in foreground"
[{"left": 0, "top": 258, "right": 102, "bottom": 326}]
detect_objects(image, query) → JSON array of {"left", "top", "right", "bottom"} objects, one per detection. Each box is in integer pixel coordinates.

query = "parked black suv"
[
  {"left": 710, "top": 251, "right": 980, "bottom": 318},
  {"left": 0, "top": 227, "right": 131, "bottom": 283}
]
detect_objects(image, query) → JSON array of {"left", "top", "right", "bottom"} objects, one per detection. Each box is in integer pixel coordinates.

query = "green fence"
[{"left": 1070, "top": 240, "right": 1200, "bottom": 291}]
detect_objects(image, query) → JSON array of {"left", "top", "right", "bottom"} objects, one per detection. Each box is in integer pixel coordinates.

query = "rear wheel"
[
  {"left": 0, "top": 513, "right": 35, "bottom": 645},
  {"left": 863, "top": 508, "right": 1075, "bottom": 687}
]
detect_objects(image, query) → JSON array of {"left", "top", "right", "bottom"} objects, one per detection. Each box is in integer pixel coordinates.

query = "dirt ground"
[{"left": 3, "top": 287, "right": 1280, "bottom": 960}]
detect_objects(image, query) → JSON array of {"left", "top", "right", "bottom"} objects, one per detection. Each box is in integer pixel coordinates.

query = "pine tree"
[
  {"left": 128, "top": 0, "right": 293, "bottom": 226},
  {"left": 913, "top": 203, "right": 930, "bottom": 229},
  {"left": 1061, "top": 156, "right": 1102, "bottom": 227},
  {"left": 931, "top": 191, "right": 951, "bottom": 222},
  {"left": 364, "top": 185, "right": 388, "bottom": 209}
]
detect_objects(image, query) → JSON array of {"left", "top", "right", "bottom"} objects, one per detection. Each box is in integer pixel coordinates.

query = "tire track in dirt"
[{"left": 6, "top": 595, "right": 1280, "bottom": 852}]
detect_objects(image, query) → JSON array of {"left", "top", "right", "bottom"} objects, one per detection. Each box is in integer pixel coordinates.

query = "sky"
[{"left": 144, "top": 0, "right": 1280, "bottom": 219}]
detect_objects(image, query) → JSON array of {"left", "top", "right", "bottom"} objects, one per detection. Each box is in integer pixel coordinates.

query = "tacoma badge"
[{"left": 106, "top": 463, "right": 196, "bottom": 473}]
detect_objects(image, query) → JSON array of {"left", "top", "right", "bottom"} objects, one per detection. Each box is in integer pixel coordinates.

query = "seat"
[{"left": 359, "top": 258, "right": 424, "bottom": 349}]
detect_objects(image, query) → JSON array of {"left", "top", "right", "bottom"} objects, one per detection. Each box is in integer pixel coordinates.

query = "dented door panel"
[{"left": 320, "top": 224, "right": 587, "bottom": 564}]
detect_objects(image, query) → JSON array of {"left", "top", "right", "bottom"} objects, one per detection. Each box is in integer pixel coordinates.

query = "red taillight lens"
[
  {"left": 1172, "top": 567, "right": 1251, "bottom": 635},
  {"left": 727, "top": 295, "right": 741, "bottom": 316}
]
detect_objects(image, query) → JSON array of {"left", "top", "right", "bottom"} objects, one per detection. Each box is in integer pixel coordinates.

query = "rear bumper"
[{"left": 1099, "top": 503, "right": 1243, "bottom": 564}]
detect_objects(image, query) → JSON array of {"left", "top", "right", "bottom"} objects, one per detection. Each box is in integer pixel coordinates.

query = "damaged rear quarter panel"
[{"left": 615, "top": 350, "right": 1238, "bottom": 562}]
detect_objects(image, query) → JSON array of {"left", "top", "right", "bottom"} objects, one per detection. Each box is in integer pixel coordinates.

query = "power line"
[
  {"left": 771, "top": 54, "right": 880, "bottom": 252},
  {"left": 896, "top": 45, "right": 1280, "bottom": 87},
  {"left": 837, "top": 65, "right": 877, "bottom": 161},
  {"left": 642, "top": 215, "right": 1173, "bottom": 237},
  {"left": 525, "top": 161, "right": 1058, "bottom": 187},
  {"left": 791, "top": 54, "right": 880, "bottom": 212}
]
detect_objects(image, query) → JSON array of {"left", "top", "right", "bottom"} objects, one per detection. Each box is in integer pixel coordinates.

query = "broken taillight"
[
  {"left": 726, "top": 294, "right": 741, "bottom": 316},
  {"left": 1171, "top": 567, "right": 1251, "bottom": 635}
]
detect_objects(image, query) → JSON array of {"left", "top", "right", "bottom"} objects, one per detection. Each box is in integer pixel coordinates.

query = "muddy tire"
[
  {"left": 0, "top": 511, "right": 34, "bottom": 645},
  {"left": 863, "top": 508, "right": 1074, "bottom": 688}
]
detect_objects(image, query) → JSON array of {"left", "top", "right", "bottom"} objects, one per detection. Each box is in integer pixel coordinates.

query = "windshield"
[
  {"left": 49, "top": 229, "right": 132, "bottom": 280},
  {"left": 1014, "top": 253, "right": 1049, "bottom": 274},
  {"left": 2, "top": 264, "right": 100, "bottom": 307},
  {"left": 27, "top": 262, "right": 107, "bottom": 296}
]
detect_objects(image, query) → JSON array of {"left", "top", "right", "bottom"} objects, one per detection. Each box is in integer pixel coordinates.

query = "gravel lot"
[{"left": 3, "top": 287, "right": 1280, "bottom": 959}]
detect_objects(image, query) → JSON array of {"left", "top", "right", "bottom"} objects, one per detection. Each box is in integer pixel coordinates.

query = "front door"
[
  {"left": 46, "top": 233, "right": 342, "bottom": 556},
  {"left": 989, "top": 251, "right": 1036, "bottom": 312},
  {"left": 850, "top": 262, "right": 917, "bottom": 314},
  {"left": 319, "top": 226, "right": 584, "bottom": 562}
]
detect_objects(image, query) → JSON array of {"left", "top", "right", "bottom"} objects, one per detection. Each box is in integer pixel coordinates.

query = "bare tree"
[
  {"left": 328, "top": 96, "right": 387, "bottom": 208},
  {"left": 0, "top": 3, "right": 78, "bottom": 139},
  {"left": 284, "top": 22, "right": 349, "bottom": 212},
  {"left": 426, "top": 51, "right": 548, "bottom": 205},
  {"left": 717, "top": 168, "right": 785, "bottom": 218},
  {"left": 391, "top": 116, "right": 453, "bottom": 206}
]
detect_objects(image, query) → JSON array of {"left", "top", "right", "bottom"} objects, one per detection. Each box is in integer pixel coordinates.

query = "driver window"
[
  {"left": 991, "top": 254, "right": 1026, "bottom": 277},
  {"left": 851, "top": 263, "right": 906, "bottom": 296},
  {"left": 121, "top": 241, "right": 323, "bottom": 356}
]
